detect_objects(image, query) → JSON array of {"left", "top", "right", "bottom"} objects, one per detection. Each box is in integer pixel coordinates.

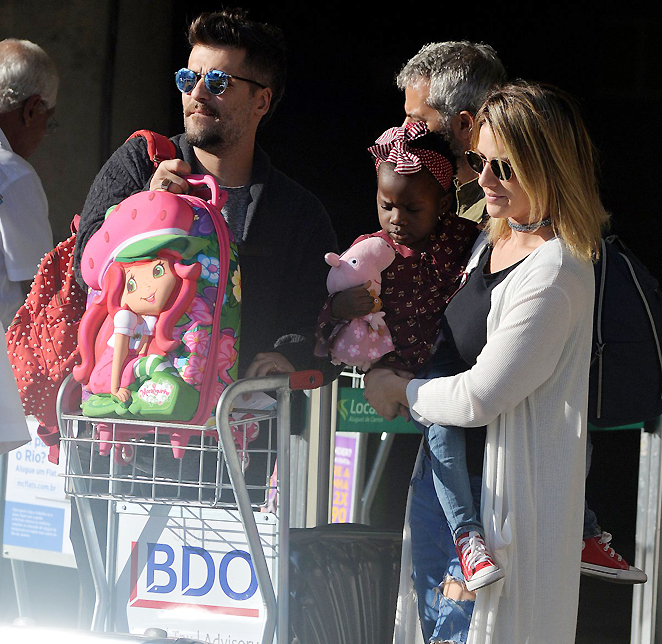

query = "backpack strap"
[{"left": 125, "top": 129, "right": 177, "bottom": 168}]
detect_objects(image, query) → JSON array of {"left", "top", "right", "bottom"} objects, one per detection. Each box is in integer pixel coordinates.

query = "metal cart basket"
[{"left": 56, "top": 370, "right": 323, "bottom": 644}]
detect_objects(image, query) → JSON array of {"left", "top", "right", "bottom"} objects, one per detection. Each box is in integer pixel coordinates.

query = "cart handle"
[{"left": 289, "top": 370, "right": 323, "bottom": 390}]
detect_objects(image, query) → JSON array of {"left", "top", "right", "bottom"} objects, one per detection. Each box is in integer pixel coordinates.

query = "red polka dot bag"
[{"left": 5, "top": 220, "right": 86, "bottom": 459}]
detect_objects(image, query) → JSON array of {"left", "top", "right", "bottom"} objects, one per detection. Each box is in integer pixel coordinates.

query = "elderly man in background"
[{"left": 0, "top": 38, "right": 56, "bottom": 329}]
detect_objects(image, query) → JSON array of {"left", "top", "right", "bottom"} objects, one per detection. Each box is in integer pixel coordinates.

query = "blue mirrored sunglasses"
[{"left": 175, "top": 68, "right": 266, "bottom": 95}]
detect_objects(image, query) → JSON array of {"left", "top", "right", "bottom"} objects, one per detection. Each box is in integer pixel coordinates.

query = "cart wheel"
[
  {"left": 115, "top": 443, "right": 135, "bottom": 465},
  {"left": 143, "top": 628, "right": 168, "bottom": 638}
]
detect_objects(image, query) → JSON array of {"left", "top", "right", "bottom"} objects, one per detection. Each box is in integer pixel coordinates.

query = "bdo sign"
[
  {"left": 139, "top": 543, "right": 257, "bottom": 608},
  {"left": 114, "top": 503, "right": 277, "bottom": 641}
]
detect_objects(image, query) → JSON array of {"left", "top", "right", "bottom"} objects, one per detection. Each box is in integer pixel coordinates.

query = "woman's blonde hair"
[{"left": 473, "top": 81, "right": 609, "bottom": 260}]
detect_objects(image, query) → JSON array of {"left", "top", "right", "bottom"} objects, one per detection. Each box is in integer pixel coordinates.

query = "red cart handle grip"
[{"left": 289, "top": 370, "right": 323, "bottom": 390}]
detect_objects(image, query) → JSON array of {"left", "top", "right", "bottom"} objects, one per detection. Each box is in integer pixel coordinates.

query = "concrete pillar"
[{"left": 1, "top": 0, "right": 175, "bottom": 244}]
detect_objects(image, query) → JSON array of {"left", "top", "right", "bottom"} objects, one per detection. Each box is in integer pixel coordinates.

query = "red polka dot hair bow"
[{"left": 368, "top": 121, "right": 454, "bottom": 191}]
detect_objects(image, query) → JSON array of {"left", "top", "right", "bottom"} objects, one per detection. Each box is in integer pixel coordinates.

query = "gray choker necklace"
[{"left": 507, "top": 217, "right": 552, "bottom": 232}]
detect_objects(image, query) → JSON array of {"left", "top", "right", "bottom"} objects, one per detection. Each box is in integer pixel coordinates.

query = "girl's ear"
[{"left": 439, "top": 191, "right": 453, "bottom": 215}]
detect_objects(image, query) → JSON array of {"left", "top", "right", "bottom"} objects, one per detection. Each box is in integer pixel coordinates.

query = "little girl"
[{"left": 316, "top": 121, "right": 503, "bottom": 591}]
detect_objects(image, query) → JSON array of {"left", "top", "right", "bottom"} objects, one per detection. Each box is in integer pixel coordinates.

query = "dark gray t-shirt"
[{"left": 220, "top": 184, "right": 252, "bottom": 242}]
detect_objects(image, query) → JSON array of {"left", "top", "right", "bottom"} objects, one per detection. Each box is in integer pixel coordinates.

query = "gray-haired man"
[
  {"left": 397, "top": 41, "right": 506, "bottom": 227},
  {"left": 0, "top": 38, "right": 56, "bottom": 327}
]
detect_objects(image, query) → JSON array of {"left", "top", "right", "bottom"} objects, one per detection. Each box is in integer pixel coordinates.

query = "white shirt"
[
  {"left": 0, "top": 127, "right": 53, "bottom": 328},
  {"left": 407, "top": 236, "right": 594, "bottom": 644},
  {"left": 0, "top": 319, "right": 30, "bottom": 454}
]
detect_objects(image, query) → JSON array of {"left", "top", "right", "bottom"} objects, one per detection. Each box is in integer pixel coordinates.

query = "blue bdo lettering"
[{"left": 146, "top": 543, "right": 258, "bottom": 600}]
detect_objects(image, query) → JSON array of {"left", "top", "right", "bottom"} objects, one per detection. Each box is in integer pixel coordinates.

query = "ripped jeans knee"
[{"left": 430, "top": 575, "right": 475, "bottom": 644}]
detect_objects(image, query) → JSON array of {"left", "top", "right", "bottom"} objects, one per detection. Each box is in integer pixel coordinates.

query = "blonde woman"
[{"left": 365, "top": 82, "right": 609, "bottom": 643}]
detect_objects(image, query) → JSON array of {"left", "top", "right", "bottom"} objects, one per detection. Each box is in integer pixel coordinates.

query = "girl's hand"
[
  {"left": 111, "top": 387, "right": 131, "bottom": 404},
  {"left": 364, "top": 368, "right": 413, "bottom": 421},
  {"left": 331, "top": 282, "right": 377, "bottom": 319}
]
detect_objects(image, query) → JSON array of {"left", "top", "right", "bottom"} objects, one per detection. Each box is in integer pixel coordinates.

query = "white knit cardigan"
[{"left": 406, "top": 236, "right": 594, "bottom": 644}]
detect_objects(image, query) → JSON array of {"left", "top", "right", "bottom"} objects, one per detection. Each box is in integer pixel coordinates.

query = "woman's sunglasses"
[
  {"left": 465, "top": 150, "right": 513, "bottom": 181},
  {"left": 175, "top": 68, "right": 266, "bottom": 96}
]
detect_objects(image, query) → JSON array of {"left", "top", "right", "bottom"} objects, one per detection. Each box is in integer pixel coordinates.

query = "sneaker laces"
[
  {"left": 597, "top": 531, "right": 623, "bottom": 562},
  {"left": 459, "top": 532, "right": 491, "bottom": 569}
]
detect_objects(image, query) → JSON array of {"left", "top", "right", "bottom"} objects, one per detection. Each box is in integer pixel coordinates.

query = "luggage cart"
[{"left": 56, "top": 370, "right": 323, "bottom": 644}]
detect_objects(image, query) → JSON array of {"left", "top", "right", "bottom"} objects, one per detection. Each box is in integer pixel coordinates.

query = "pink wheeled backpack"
[{"left": 73, "top": 175, "right": 242, "bottom": 457}]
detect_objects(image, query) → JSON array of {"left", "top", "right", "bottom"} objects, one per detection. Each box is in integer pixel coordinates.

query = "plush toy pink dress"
[{"left": 318, "top": 236, "right": 396, "bottom": 371}]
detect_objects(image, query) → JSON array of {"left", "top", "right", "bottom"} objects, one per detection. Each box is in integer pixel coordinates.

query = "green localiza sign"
[
  {"left": 337, "top": 389, "right": 645, "bottom": 434},
  {"left": 336, "top": 387, "right": 419, "bottom": 434}
]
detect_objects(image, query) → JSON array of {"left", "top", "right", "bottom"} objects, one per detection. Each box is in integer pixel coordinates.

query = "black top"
[
  {"left": 436, "top": 245, "right": 524, "bottom": 475},
  {"left": 443, "top": 245, "right": 525, "bottom": 367}
]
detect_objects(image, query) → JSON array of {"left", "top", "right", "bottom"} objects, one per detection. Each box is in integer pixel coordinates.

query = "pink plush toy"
[{"left": 325, "top": 237, "right": 396, "bottom": 371}]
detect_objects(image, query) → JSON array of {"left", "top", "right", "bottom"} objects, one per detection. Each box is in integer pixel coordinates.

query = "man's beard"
[
  {"left": 437, "top": 118, "right": 467, "bottom": 165},
  {"left": 184, "top": 102, "right": 241, "bottom": 152},
  {"left": 185, "top": 126, "right": 223, "bottom": 150}
]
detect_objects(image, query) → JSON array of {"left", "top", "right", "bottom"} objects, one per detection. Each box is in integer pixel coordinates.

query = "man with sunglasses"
[
  {"left": 0, "top": 38, "right": 57, "bottom": 329},
  {"left": 398, "top": 41, "right": 507, "bottom": 229},
  {"left": 74, "top": 8, "right": 338, "bottom": 382},
  {"left": 70, "top": 9, "right": 338, "bottom": 628}
]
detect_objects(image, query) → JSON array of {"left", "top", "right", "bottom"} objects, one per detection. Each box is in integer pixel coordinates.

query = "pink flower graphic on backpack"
[
  {"left": 188, "top": 295, "right": 214, "bottom": 326},
  {"left": 181, "top": 353, "right": 206, "bottom": 385},
  {"left": 217, "top": 328, "right": 238, "bottom": 384},
  {"left": 182, "top": 328, "right": 210, "bottom": 355}
]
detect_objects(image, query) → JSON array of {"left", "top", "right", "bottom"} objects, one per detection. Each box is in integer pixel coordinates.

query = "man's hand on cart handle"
[
  {"left": 243, "top": 353, "right": 322, "bottom": 391},
  {"left": 245, "top": 352, "right": 295, "bottom": 378}
]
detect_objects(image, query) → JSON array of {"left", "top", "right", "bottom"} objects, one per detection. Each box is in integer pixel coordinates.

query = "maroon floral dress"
[{"left": 316, "top": 214, "right": 478, "bottom": 372}]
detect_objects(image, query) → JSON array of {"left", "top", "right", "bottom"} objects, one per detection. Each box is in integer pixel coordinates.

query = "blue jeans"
[
  {"left": 584, "top": 430, "right": 601, "bottom": 539},
  {"left": 421, "top": 421, "right": 483, "bottom": 539},
  {"left": 415, "top": 344, "right": 483, "bottom": 540},
  {"left": 410, "top": 342, "right": 483, "bottom": 643},
  {"left": 410, "top": 454, "right": 482, "bottom": 643}
]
